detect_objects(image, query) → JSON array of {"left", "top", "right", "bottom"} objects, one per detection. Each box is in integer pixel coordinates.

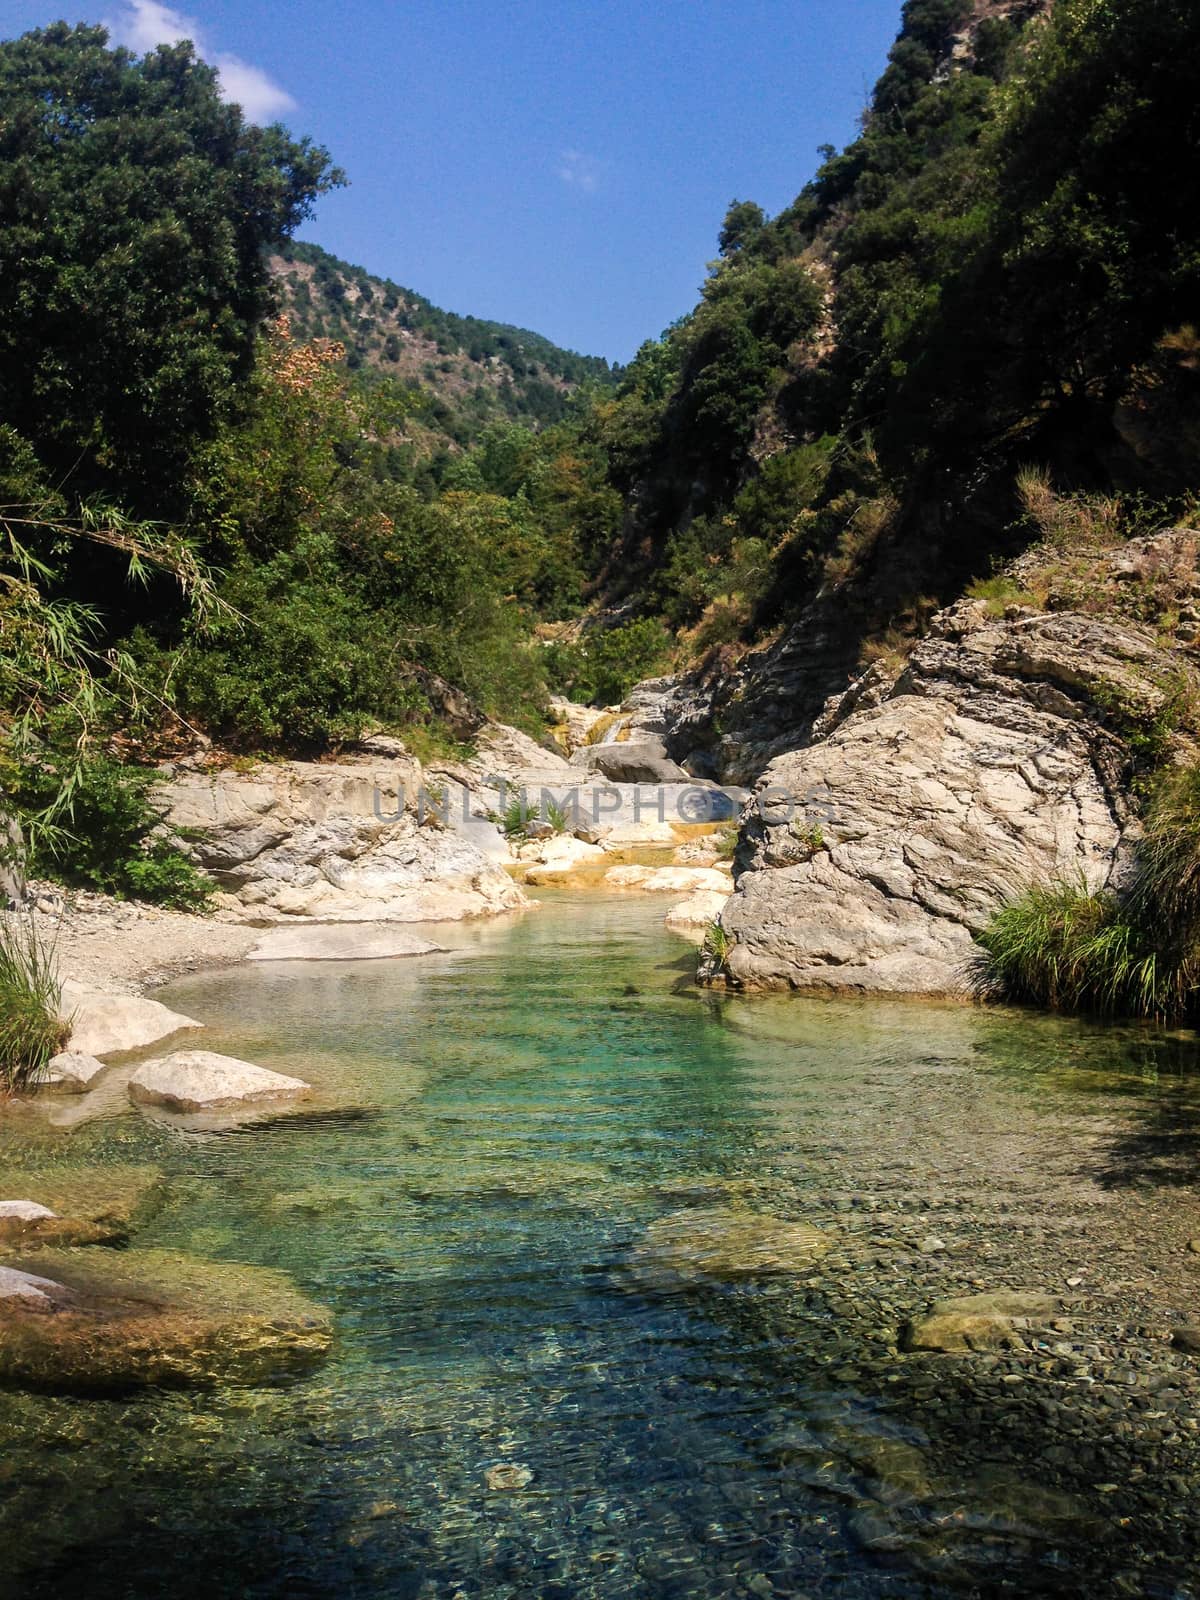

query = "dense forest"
[{"left": 2, "top": 0, "right": 1199, "bottom": 913}]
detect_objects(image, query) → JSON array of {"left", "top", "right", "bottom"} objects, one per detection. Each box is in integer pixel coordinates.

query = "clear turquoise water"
[{"left": 3, "top": 894, "right": 1200, "bottom": 1599}]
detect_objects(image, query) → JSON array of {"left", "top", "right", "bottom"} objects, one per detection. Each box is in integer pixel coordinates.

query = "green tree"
[{"left": 0, "top": 23, "right": 342, "bottom": 508}]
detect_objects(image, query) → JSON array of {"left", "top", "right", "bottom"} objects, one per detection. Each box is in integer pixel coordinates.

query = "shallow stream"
[{"left": 4, "top": 894, "right": 1200, "bottom": 1598}]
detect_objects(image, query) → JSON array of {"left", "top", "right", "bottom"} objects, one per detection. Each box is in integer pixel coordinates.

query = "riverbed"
[{"left": 3, "top": 894, "right": 1200, "bottom": 1598}]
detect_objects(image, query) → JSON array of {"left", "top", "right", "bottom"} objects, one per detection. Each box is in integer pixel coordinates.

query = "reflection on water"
[{"left": 3, "top": 894, "right": 1200, "bottom": 1598}]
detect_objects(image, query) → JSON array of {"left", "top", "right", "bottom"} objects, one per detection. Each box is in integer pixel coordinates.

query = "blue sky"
[{"left": 8, "top": 0, "right": 902, "bottom": 361}]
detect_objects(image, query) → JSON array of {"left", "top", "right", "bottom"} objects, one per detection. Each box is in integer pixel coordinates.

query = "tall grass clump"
[
  {"left": 0, "top": 914, "right": 68, "bottom": 1095},
  {"left": 974, "top": 882, "right": 1175, "bottom": 1019},
  {"left": 977, "top": 763, "right": 1200, "bottom": 1021}
]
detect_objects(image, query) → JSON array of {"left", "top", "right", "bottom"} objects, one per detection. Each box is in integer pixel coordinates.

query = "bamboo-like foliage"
[{"left": 1, "top": 499, "right": 228, "bottom": 856}]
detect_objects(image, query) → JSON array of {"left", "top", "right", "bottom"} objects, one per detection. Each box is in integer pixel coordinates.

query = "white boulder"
[
  {"left": 664, "top": 889, "right": 730, "bottom": 937},
  {"left": 604, "top": 866, "right": 733, "bottom": 895},
  {"left": 128, "top": 1051, "right": 311, "bottom": 1114},
  {"left": 40, "top": 1051, "right": 107, "bottom": 1093},
  {"left": 60, "top": 981, "right": 202, "bottom": 1059}
]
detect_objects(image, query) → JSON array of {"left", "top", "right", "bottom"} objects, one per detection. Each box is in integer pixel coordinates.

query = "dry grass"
[{"left": 822, "top": 493, "right": 900, "bottom": 589}]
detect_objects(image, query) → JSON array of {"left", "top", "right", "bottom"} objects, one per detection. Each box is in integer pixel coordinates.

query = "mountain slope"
[{"left": 271, "top": 240, "right": 617, "bottom": 439}]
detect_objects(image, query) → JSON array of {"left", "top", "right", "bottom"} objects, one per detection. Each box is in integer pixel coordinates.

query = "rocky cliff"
[
  {"left": 694, "top": 599, "right": 1199, "bottom": 995},
  {"left": 160, "top": 747, "right": 529, "bottom": 925}
]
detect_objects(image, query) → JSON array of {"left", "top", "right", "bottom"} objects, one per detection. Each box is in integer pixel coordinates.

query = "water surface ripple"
[{"left": 4, "top": 894, "right": 1200, "bottom": 1598}]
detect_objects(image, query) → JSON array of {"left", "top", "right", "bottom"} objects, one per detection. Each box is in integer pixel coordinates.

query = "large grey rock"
[
  {"left": 160, "top": 760, "right": 527, "bottom": 925},
  {"left": 128, "top": 1051, "right": 311, "bottom": 1114},
  {"left": 60, "top": 981, "right": 202, "bottom": 1059},
  {"left": 714, "top": 609, "right": 1192, "bottom": 995},
  {"left": 573, "top": 741, "right": 690, "bottom": 785}
]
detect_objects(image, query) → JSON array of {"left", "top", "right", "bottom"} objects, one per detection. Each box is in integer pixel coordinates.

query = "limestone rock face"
[
  {"left": 470, "top": 723, "right": 571, "bottom": 785},
  {"left": 715, "top": 610, "right": 1192, "bottom": 995},
  {"left": 60, "top": 982, "right": 202, "bottom": 1059},
  {"left": 160, "top": 758, "right": 527, "bottom": 925},
  {"left": 128, "top": 1051, "right": 311, "bottom": 1114},
  {"left": 0, "top": 1248, "right": 332, "bottom": 1391}
]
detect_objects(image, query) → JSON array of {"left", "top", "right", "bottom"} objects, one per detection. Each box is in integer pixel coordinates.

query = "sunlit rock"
[{"left": 128, "top": 1051, "right": 311, "bottom": 1115}]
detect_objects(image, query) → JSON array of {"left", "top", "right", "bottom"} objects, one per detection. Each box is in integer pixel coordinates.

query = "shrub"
[
  {"left": 0, "top": 914, "right": 67, "bottom": 1095},
  {"left": 498, "top": 795, "right": 569, "bottom": 840},
  {"left": 11, "top": 754, "right": 214, "bottom": 911},
  {"left": 543, "top": 619, "right": 670, "bottom": 708}
]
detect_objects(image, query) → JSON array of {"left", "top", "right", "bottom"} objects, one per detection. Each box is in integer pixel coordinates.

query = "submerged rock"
[
  {"left": 623, "top": 1207, "right": 833, "bottom": 1292},
  {"left": 247, "top": 924, "right": 444, "bottom": 962},
  {"left": 0, "top": 1248, "right": 332, "bottom": 1391},
  {"left": 903, "top": 1289, "right": 1062, "bottom": 1353},
  {"left": 485, "top": 1463, "right": 534, "bottom": 1491},
  {"left": 0, "top": 1165, "right": 164, "bottom": 1251},
  {"left": 128, "top": 1051, "right": 311, "bottom": 1114}
]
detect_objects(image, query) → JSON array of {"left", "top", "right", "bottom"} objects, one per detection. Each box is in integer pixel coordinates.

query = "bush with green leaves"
[
  {"left": 9, "top": 755, "right": 213, "bottom": 910},
  {"left": 0, "top": 914, "right": 68, "bottom": 1096},
  {"left": 543, "top": 619, "right": 670, "bottom": 708}
]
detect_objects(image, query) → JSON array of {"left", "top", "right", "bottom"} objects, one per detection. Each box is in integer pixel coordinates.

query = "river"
[{"left": 3, "top": 893, "right": 1200, "bottom": 1598}]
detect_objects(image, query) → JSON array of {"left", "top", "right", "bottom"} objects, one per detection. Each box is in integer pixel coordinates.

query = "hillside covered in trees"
[
  {"left": 272, "top": 241, "right": 616, "bottom": 436},
  {"left": 567, "top": 0, "right": 1200, "bottom": 668}
]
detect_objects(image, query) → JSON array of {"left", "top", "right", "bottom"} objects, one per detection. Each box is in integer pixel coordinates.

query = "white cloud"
[
  {"left": 105, "top": 0, "right": 297, "bottom": 123},
  {"left": 557, "top": 149, "right": 601, "bottom": 195}
]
